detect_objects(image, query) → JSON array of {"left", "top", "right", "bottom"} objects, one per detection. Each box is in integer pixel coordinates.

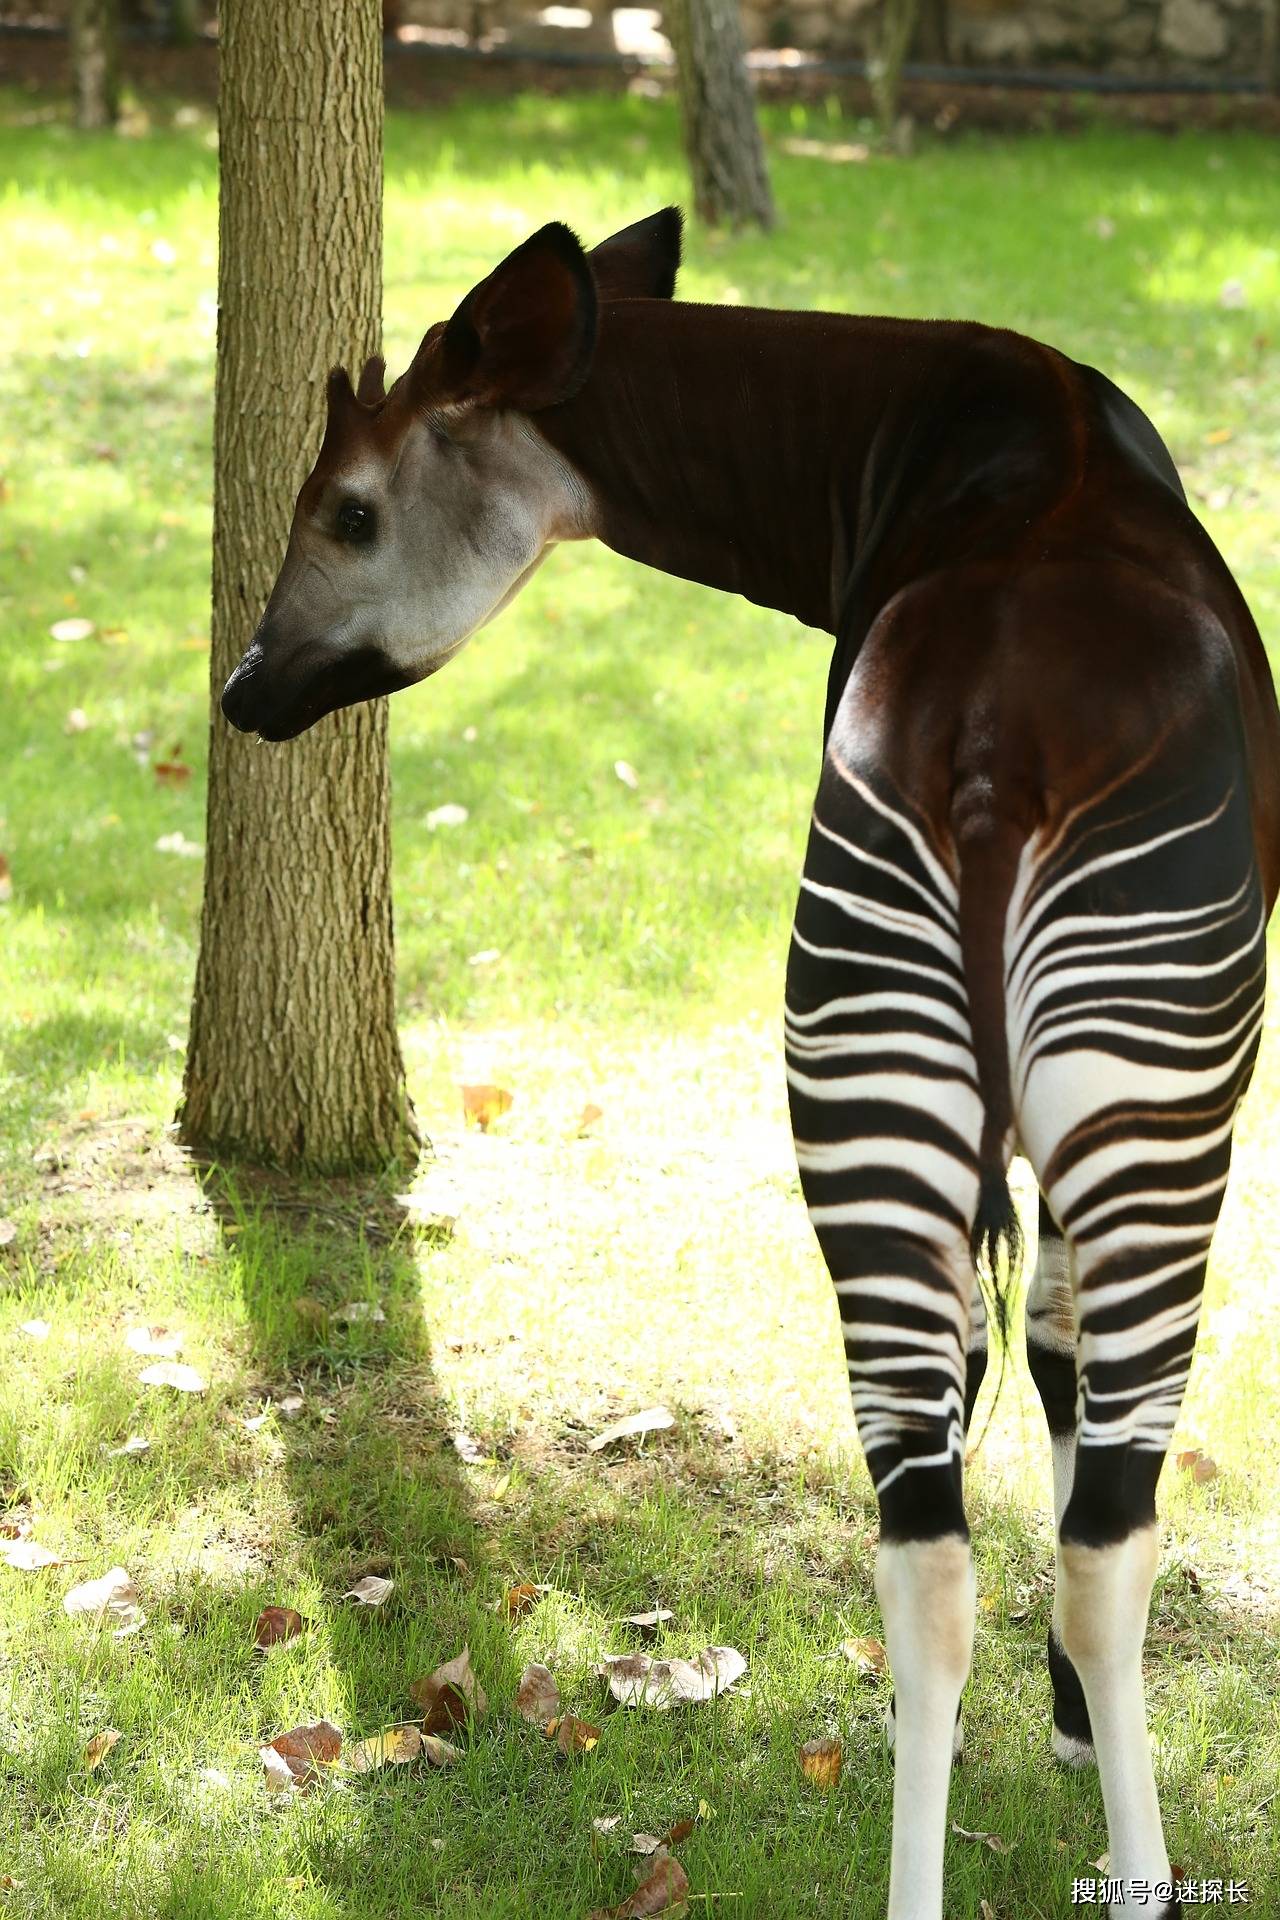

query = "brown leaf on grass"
[
  {"left": 577, "top": 1102, "right": 604, "bottom": 1135},
  {"left": 516, "top": 1663, "right": 561, "bottom": 1727},
  {"left": 63, "top": 1567, "right": 144, "bottom": 1636},
  {"left": 504, "top": 1581, "right": 552, "bottom": 1619},
  {"left": 547, "top": 1713, "right": 600, "bottom": 1755},
  {"left": 836, "top": 1635, "right": 888, "bottom": 1677},
  {"left": 409, "top": 1646, "right": 488, "bottom": 1733},
  {"left": 125, "top": 1325, "right": 182, "bottom": 1358},
  {"left": 452, "top": 1431, "right": 491, "bottom": 1465},
  {"left": 262, "top": 1718, "right": 342, "bottom": 1791},
  {"left": 343, "top": 1575, "right": 394, "bottom": 1607},
  {"left": 461, "top": 1084, "right": 513, "bottom": 1132},
  {"left": 589, "top": 1406, "right": 675, "bottom": 1452},
  {"left": 346, "top": 1723, "right": 422, "bottom": 1772},
  {"left": 153, "top": 759, "right": 192, "bottom": 786},
  {"left": 588, "top": 1855, "right": 689, "bottom": 1919},
  {"left": 0, "top": 1219, "right": 17, "bottom": 1247},
  {"left": 84, "top": 1727, "right": 121, "bottom": 1770},
  {"left": 254, "top": 1606, "right": 306, "bottom": 1650},
  {"left": 623, "top": 1608, "right": 674, "bottom": 1635},
  {"left": 951, "top": 1822, "right": 1013, "bottom": 1855},
  {"left": 598, "top": 1646, "right": 745, "bottom": 1710},
  {"left": 421, "top": 1733, "right": 461, "bottom": 1767},
  {"left": 138, "top": 1360, "right": 207, "bottom": 1393},
  {"left": 0, "top": 1538, "right": 63, "bottom": 1571},
  {"left": 1176, "top": 1448, "right": 1218, "bottom": 1483},
  {"left": 799, "top": 1735, "right": 843, "bottom": 1789}
]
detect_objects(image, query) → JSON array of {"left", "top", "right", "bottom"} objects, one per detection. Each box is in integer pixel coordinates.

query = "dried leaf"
[
  {"left": 952, "top": 1822, "right": 1014, "bottom": 1854},
  {"left": 589, "top": 1406, "right": 675, "bottom": 1452},
  {"left": 154, "top": 832, "right": 202, "bottom": 858},
  {"left": 138, "top": 1360, "right": 207, "bottom": 1393},
  {"left": 253, "top": 1605, "right": 306, "bottom": 1649},
  {"left": 836, "top": 1635, "right": 888, "bottom": 1676},
  {"left": 263, "top": 1718, "right": 342, "bottom": 1791},
  {"left": 461, "top": 1084, "right": 513, "bottom": 1132},
  {"left": 630, "top": 1834, "right": 664, "bottom": 1857},
  {"left": 344, "top": 1575, "right": 394, "bottom": 1608},
  {"left": 799, "top": 1735, "right": 843, "bottom": 1789},
  {"left": 84, "top": 1727, "right": 121, "bottom": 1770},
  {"left": 1, "top": 1538, "right": 63, "bottom": 1571},
  {"left": 594, "top": 1815, "right": 622, "bottom": 1834},
  {"left": 65, "top": 706, "right": 90, "bottom": 734},
  {"left": 614, "top": 760, "right": 639, "bottom": 789},
  {"left": 547, "top": 1713, "right": 601, "bottom": 1755},
  {"left": 1176, "top": 1448, "right": 1218, "bottom": 1483},
  {"left": 49, "top": 617, "right": 94, "bottom": 642},
  {"left": 332, "top": 1300, "right": 386, "bottom": 1325},
  {"left": 516, "top": 1663, "right": 561, "bottom": 1726},
  {"left": 63, "top": 1566, "right": 144, "bottom": 1634},
  {"left": 598, "top": 1645, "right": 746, "bottom": 1710},
  {"left": 623, "top": 1608, "right": 674, "bottom": 1634},
  {"left": 421, "top": 1733, "right": 461, "bottom": 1767},
  {"left": 19, "top": 1319, "right": 51, "bottom": 1340},
  {"left": 0, "top": 1219, "right": 17, "bottom": 1247},
  {"left": 125, "top": 1325, "right": 182, "bottom": 1358},
  {"left": 409, "top": 1646, "right": 488, "bottom": 1733},
  {"left": 589, "top": 1854, "right": 689, "bottom": 1919},
  {"left": 577, "top": 1102, "right": 604, "bottom": 1135},
  {"left": 452, "top": 1431, "right": 490, "bottom": 1465},
  {"left": 153, "top": 759, "right": 191, "bottom": 787},
  {"left": 426, "top": 803, "right": 469, "bottom": 830},
  {"left": 105, "top": 1435, "right": 150, "bottom": 1458},
  {"left": 504, "top": 1581, "right": 550, "bottom": 1619},
  {"left": 346, "top": 1724, "right": 421, "bottom": 1772}
]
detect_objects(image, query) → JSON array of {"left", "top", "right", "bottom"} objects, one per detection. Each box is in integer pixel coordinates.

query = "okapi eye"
[{"left": 336, "top": 498, "right": 376, "bottom": 545}]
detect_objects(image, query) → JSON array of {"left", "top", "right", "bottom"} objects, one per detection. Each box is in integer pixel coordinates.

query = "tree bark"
[
  {"left": 182, "top": 0, "right": 419, "bottom": 1173},
  {"left": 667, "top": 0, "right": 774, "bottom": 231},
  {"left": 869, "top": 0, "right": 921, "bottom": 137},
  {"left": 70, "top": 0, "right": 120, "bottom": 130}
]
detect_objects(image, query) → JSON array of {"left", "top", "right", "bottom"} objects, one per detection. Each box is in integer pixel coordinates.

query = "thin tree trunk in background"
[
  {"left": 869, "top": 0, "right": 921, "bottom": 136},
  {"left": 667, "top": 0, "right": 774, "bottom": 231},
  {"left": 70, "top": 0, "right": 120, "bottom": 129},
  {"left": 182, "top": 0, "right": 419, "bottom": 1172}
]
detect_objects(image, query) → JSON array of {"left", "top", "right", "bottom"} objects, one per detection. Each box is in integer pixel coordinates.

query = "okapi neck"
[{"left": 535, "top": 299, "right": 971, "bottom": 637}]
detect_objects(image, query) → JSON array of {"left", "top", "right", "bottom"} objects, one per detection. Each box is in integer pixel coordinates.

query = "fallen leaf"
[
  {"left": 597, "top": 1645, "right": 746, "bottom": 1710},
  {"left": 332, "top": 1301, "right": 386, "bottom": 1325},
  {"left": 421, "top": 1733, "right": 461, "bottom": 1766},
  {"left": 65, "top": 707, "right": 91, "bottom": 735},
  {"left": 623, "top": 1608, "right": 674, "bottom": 1634},
  {"left": 614, "top": 760, "right": 639, "bottom": 789},
  {"left": 516, "top": 1662, "right": 561, "bottom": 1726},
  {"left": 1, "top": 1538, "right": 63, "bottom": 1571},
  {"left": 799, "top": 1734, "right": 843, "bottom": 1789},
  {"left": 0, "top": 1219, "right": 17, "bottom": 1246},
  {"left": 63, "top": 1567, "right": 144, "bottom": 1635},
  {"left": 594, "top": 1816, "right": 623, "bottom": 1834},
  {"left": 105, "top": 1435, "right": 150, "bottom": 1458},
  {"left": 198, "top": 1766, "right": 233, "bottom": 1790},
  {"left": 577, "top": 1102, "right": 604, "bottom": 1134},
  {"left": 49, "top": 617, "right": 94, "bottom": 642},
  {"left": 980, "top": 1903, "right": 997, "bottom": 1920},
  {"left": 125, "top": 1325, "right": 182, "bottom": 1358},
  {"left": 262, "top": 1718, "right": 342, "bottom": 1791},
  {"left": 153, "top": 759, "right": 191, "bottom": 786},
  {"left": 589, "top": 1854, "right": 689, "bottom": 1919},
  {"left": 84, "top": 1727, "right": 121, "bottom": 1770},
  {"left": 836, "top": 1635, "right": 889, "bottom": 1676},
  {"left": 410, "top": 1645, "right": 487, "bottom": 1732},
  {"left": 254, "top": 1606, "right": 306, "bottom": 1649},
  {"left": 19, "top": 1319, "right": 51, "bottom": 1340},
  {"left": 452, "top": 1431, "right": 491, "bottom": 1465},
  {"left": 138, "top": 1360, "right": 206, "bottom": 1392},
  {"left": 952, "top": 1821, "right": 1013, "bottom": 1854},
  {"left": 662, "top": 1819, "right": 695, "bottom": 1848},
  {"left": 630, "top": 1834, "right": 664, "bottom": 1857},
  {"left": 344, "top": 1575, "right": 394, "bottom": 1608},
  {"left": 468, "top": 947, "right": 501, "bottom": 967},
  {"left": 589, "top": 1406, "right": 675, "bottom": 1452},
  {"left": 461, "top": 1083, "right": 513, "bottom": 1132},
  {"left": 545, "top": 1713, "right": 600, "bottom": 1755},
  {"left": 1204, "top": 426, "right": 1235, "bottom": 445},
  {"left": 1176, "top": 1448, "right": 1218, "bottom": 1483},
  {"left": 346, "top": 1723, "right": 422, "bottom": 1772},
  {"left": 426, "top": 803, "right": 469, "bottom": 830},
  {"left": 154, "top": 832, "right": 202, "bottom": 858},
  {"left": 243, "top": 1409, "right": 270, "bottom": 1432},
  {"left": 278, "top": 1391, "right": 304, "bottom": 1417}
]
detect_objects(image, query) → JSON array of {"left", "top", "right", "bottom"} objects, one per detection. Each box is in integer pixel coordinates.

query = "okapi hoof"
[
  {"left": 1051, "top": 1725, "right": 1097, "bottom": 1769},
  {"left": 1048, "top": 1626, "right": 1096, "bottom": 1767},
  {"left": 883, "top": 1693, "right": 965, "bottom": 1762}
]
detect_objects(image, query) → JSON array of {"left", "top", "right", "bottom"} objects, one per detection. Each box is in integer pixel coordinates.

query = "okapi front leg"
[{"left": 1024, "top": 1192, "right": 1095, "bottom": 1766}]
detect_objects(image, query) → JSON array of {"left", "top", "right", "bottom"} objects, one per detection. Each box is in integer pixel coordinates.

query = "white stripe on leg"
[{"left": 876, "top": 1534, "right": 975, "bottom": 1920}]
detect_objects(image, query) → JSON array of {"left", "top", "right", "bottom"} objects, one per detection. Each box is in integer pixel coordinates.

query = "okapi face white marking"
[{"left": 221, "top": 209, "right": 682, "bottom": 742}]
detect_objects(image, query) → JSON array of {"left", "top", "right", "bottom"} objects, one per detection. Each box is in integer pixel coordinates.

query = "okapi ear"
[
  {"left": 435, "top": 221, "right": 597, "bottom": 413},
  {"left": 321, "top": 365, "right": 361, "bottom": 449},
  {"left": 356, "top": 354, "right": 387, "bottom": 406},
  {"left": 590, "top": 207, "right": 683, "bottom": 301}
]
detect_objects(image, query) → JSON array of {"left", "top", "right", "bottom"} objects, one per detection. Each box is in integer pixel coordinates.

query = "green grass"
[{"left": 2, "top": 87, "right": 1279, "bottom": 1919}]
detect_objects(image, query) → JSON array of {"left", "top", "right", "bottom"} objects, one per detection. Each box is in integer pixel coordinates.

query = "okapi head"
[{"left": 221, "top": 208, "right": 683, "bottom": 741}]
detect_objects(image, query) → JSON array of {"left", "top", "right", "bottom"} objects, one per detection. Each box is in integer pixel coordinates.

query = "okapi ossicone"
[{"left": 222, "top": 211, "right": 1280, "bottom": 1920}]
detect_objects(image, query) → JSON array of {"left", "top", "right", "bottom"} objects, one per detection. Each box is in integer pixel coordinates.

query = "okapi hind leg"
[{"left": 1024, "top": 1191, "right": 1096, "bottom": 1767}]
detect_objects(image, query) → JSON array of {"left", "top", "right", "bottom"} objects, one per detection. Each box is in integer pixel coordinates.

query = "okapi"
[{"left": 222, "top": 211, "right": 1280, "bottom": 1919}]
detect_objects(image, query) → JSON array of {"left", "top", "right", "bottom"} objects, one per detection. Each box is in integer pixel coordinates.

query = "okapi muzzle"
[{"left": 216, "top": 204, "right": 1280, "bottom": 1920}]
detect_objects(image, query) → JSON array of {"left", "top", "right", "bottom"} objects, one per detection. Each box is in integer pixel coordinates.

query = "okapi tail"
[{"left": 954, "top": 814, "right": 1027, "bottom": 1351}]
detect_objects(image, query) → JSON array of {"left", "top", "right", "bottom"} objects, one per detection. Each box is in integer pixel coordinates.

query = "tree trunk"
[
  {"left": 667, "top": 0, "right": 774, "bottom": 231},
  {"left": 70, "top": 0, "right": 120, "bottom": 130},
  {"left": 869, "top": 0, "right": 921, "bottom": 136},
  {"left": 182, "top": 0, "right": 419, "bottom": 1173}
]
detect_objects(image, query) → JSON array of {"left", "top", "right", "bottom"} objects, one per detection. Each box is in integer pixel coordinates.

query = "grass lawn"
[{"left": 1, "top": 84, "right": 1278, "bottom": 1919}]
